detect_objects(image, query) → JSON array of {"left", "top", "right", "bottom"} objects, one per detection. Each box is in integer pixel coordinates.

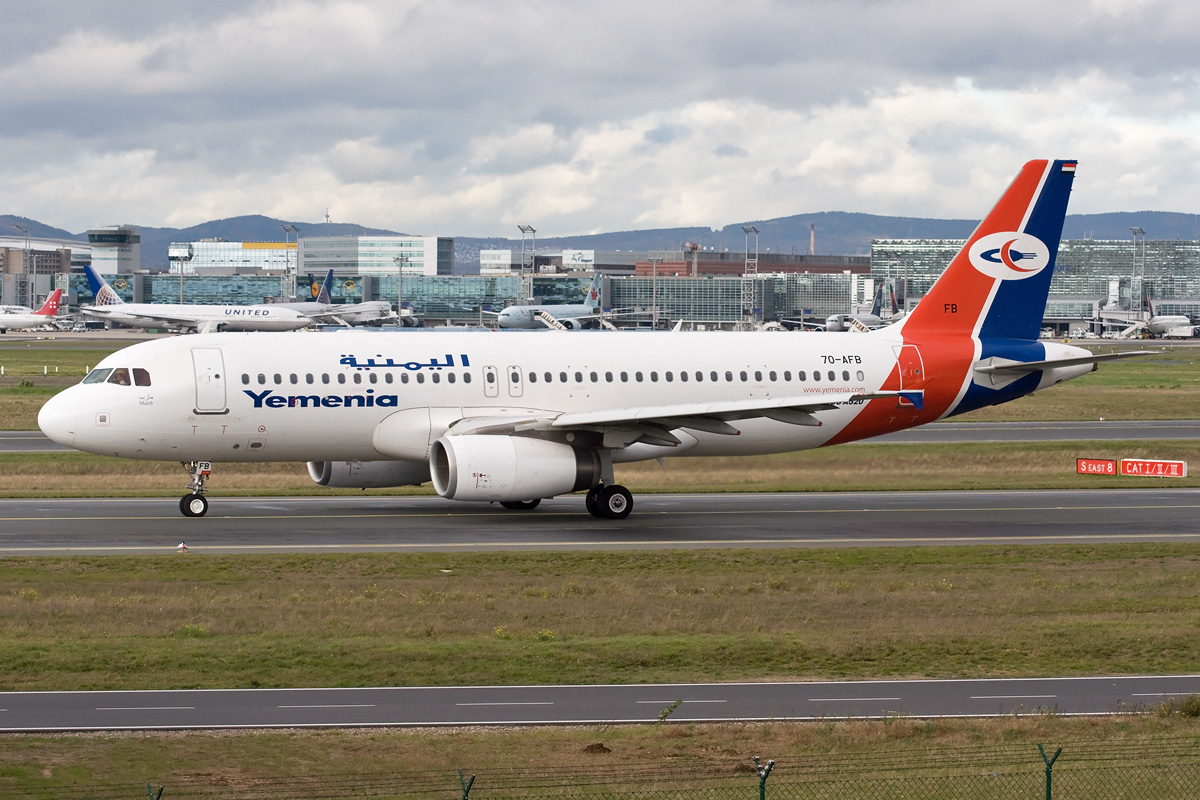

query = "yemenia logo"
[{"left": 968, "top": 232, "right": 1051, "bottom": 281}]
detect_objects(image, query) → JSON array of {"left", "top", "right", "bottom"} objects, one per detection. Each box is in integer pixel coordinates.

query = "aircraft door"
[
  {"left": 506, "top": 365, "right": 524, "bottom": 398},
  {"left": 192, "top": 347, "right": 228, "bottom": 414},
  {"left": 892, "top": 345, "right": 926, "bottom": 407},
  {"left": 483, "top": 365, "right": 499, "bottom": 398}
]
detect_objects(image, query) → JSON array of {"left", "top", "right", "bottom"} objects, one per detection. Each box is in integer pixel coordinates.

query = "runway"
[
  {"left": 2, "top": 488, "right": 1199, "bottom": 554},
  {"left": 5, "top": 419, "right": 1200, "bottom": 452},
  {"left": 2, "top": 675, "right": 1198, "bottom": 732}
]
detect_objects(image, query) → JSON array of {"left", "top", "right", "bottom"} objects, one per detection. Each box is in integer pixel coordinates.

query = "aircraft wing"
[
  {"left": 444, "top": 390, "right": 923, "bottom": 447},
  {"left": 83, "top": 306, "right": 199, "bottom": 329}
]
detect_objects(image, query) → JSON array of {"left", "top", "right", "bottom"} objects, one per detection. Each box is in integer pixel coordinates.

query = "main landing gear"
[
  {"left": 179, "top": 460, "right": 212, "bottom": 517},
  {"left": 586, "top": 484, "right": 633, "bottom": 520}
]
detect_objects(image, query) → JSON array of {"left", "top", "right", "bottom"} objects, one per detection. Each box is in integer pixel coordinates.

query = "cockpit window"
[
  {"left": 82, "top": 368, "right": 113, "bottom": 384},
  {"left": 133, "top": 368, "right": 151, "bottom": 386},
  {"left": 107, "top": 368, "right": 132, "bottom": 386}
]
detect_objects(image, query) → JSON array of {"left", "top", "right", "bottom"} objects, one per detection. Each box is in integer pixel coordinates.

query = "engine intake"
[{"left": 430, "top": 435, "right": 599, "bottom": 502}]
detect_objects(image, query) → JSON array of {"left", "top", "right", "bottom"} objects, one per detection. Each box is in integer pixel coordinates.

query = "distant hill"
[{"left": 4, "top": 210, "right": 1198, "bottom": 273}]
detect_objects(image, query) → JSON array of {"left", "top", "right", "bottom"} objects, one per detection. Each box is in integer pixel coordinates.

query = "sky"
[{"left": 3, "top": 0, "right": 1200, "bottom": 237}]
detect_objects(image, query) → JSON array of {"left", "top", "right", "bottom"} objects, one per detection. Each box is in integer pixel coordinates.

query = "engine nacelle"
[
  {"left": 429, "top": 435, "right": 599, "bottom": 502},
  {"left": 307, "top": 459, "right": 430, "bottom": 489},
  {"left": 561, "top": 317, "right": 585, "bottom": 330}
]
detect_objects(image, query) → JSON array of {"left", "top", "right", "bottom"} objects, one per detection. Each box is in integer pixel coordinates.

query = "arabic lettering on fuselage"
[{"left": 338, "top": 353, "right": 471, "bottom": 371}]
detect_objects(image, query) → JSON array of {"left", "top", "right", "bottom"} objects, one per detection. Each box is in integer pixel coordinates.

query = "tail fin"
[
  {"left": 584, "top": 273, "right": 601, "bottom": 309},
  {"left": 896, "top": 159, "right": 1076, "bottom": 342},
  {"left": 317, "top": 270, "right": 334, "bottom": 304},
  {"left": 34, "top": 289, "right": 62, "bottom": 316},
  {"left": 869, "top": 281, "right": 884, "bottom": 317},
  {"left": 84, "top": 265, "right": 125, "bottom": 306}
]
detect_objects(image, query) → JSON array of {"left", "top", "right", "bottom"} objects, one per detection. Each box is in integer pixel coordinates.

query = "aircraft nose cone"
[{"left": 38, "top": 391, "right": 77, "bottom": 447}]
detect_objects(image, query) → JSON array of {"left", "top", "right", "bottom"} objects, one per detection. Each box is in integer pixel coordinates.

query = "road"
[
  {"left": 2, "top": 488, "right": 1199, "bottom": 554},
  {"left": 2, "top": 675, "right": 1198, "bottom": 732}
]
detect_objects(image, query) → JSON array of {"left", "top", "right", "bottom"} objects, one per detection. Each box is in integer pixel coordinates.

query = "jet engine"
[
  {"left": 429, "top": 435, "right": 599, "bottom": 502},
  {"left": 560, "top": 317, "right": 585, "bottom": 330},
  {"left": 307, "top": 459, "right": 430, "bottom": 488}
]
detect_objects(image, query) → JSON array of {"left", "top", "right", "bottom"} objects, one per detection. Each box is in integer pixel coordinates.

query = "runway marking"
[
  {"left": 809, "top": 697, "right": 901, "bottom": 702},
  {"left": 1132, "top": 692, "right": 1197, "bottom": 697},
  {"left": 635, "top": 699, "right": 728, "bottom": 704},
  {"left": 970, "top": 694, "right": 1057, "bottom": 700},
  {"left": 96, "top": 706, "right": 195, "bottom": 711},
  {"left": 456, "top": 702, "right": 554, "bottom": 707},
  {"left": 278, "top": 704, "right": 376, "bottom": 709}
]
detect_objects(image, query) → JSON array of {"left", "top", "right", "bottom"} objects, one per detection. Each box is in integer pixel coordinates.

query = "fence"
[{"left": 5, "top": 738, "right": 1199, "bottom": 800}]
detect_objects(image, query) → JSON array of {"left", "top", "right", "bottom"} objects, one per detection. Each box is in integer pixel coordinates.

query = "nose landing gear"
[{"left": 179, "top": 461, "right": 212, "bottom": 517}]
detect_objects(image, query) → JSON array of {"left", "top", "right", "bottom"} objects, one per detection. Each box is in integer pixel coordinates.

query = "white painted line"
[
  {"left": 970, "top": 694, "right": 1057, "bottom": 700},
  {"left": 635, "top": 700, "right": 728, "bottom": 704},
  {"left": 809, "top": 697, "right": 901, "bottom": 702},
  {"left": 277, "top": 704, "right": 376, "bottom": 709},
  {"left": 1132, "top": 692, "right": 1197, "bottom": 697},
  {"left": 96, "top": 706, "right": 195, "bottom": 711},
  {"left": 456, "top": 702, "right": 554, "bottom": 707}
]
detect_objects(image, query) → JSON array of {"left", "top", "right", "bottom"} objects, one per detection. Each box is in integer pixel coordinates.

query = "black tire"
[
  {"left": 596, "top": 485, "right": 633, "bottom": 520},
  {"left": 585, "top": 487, "right": 602, "bottom": 517},
  {"left": 180, "top": 493, "right": 208, "bottom": 517},
  {"left": 500, "top": 499, "right": 541, "bottom": 510}
]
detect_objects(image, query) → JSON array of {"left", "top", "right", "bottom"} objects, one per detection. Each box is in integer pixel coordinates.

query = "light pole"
[
  {"left": 393, "top": 254, "right": 410, "bottom": 318},
  {"left": 1130, "top": 226, "right": 1146, "bottom": 314},
  {"left": 742, "top": 226, "right": 759, "bottom": 325},
  {"left": 12, "top": 224, "right": 31, "bottom": 307},
  {"left": 281, "top": 224, "right": 300, "bottom": 299},
  {"left": 517, "top": 224, "right": 536, "bottom": 275},
  {"left": 650, "top": 256, "right": 661, "bottom": 329}
]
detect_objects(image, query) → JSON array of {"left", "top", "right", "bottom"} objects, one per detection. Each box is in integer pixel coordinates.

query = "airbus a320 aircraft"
[
  {"left": 0, "top": 289, "right": 62, "bottom": 333},
  {"left": 40, "top": 159, "right": 1144, "bottom": 519}
]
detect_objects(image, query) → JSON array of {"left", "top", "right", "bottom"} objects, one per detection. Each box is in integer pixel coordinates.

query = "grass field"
[{"left": 4, "top": 544, "right": 1200, "bottom": 691}]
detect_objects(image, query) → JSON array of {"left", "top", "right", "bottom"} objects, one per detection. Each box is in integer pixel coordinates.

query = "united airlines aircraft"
[{"left": 40, "top": 160, "right": 1140, "bottom": 519}]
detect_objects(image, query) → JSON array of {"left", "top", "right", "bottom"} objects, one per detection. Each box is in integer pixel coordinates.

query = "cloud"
[{"left": 3, "top": 0, "right": 1200, "bottom": 235}]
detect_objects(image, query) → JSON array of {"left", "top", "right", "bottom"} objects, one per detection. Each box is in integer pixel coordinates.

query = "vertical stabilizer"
[
  {"left": 895, "top": 159, "right": 1076, "bottom": 342},
  {"left": 84, "top": 265, "right": 126, "bottom": 306}
]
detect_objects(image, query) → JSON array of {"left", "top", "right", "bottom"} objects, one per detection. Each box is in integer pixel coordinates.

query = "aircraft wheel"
[
  {"left": 500, "top": 499, "right": 541, "bottom": 510},
  {"left": 180, "top": 493, "right": 208, "bottom": 517},
  {"left": 585, "top": 487, "right": 602, "bottom": 517},
  {"left": 596, "top": 485, "right": 633, "bottom": 520}
]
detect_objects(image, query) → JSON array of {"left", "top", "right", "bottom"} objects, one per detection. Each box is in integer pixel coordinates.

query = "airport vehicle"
[
  {"left": 0, "top": 289, "right": 62, "bottom": 333},
  {"left": 40, "top": 159, "right": 1142, "bottom": 520},
  {"left": 495, "top": 274, "right": 604, "bottom": 329},
  {"left": 80, "top": 266, "right": 312, "bottom": 333},
  {"left": 274, "top": 270, "right": 398, "bottom": 327}
]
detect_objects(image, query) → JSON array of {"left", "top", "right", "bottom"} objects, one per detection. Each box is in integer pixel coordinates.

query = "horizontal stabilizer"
[{"left": 974, "top": 351, "right": 1158, "bottom": 375}]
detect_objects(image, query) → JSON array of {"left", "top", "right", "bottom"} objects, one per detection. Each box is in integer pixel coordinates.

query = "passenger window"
[
  {"left": 417, "top": 373, "right": 425, "bottom": 384},
  {"left": 306, "top": 373, "right": 314, "bottom": 384},
  {"left": 650, "top": 371, "right": 658, "bottom": 382},
  {"left": 856, "top": 370, "right": 865, "bottom": 381},
  {"left": 486, "top": 372, "right": 496, "bottom": 383},
  {"left": 665, "top": 372, "right": 673, "bottom": 382},
  {"left": 463, "top": 373, "right": 472, "bottom": 384},
  {"left": 784, "top": 371, "right": 791, "bottom": 381},
  {"left": 448, "top": 373, "right": 456, "bottom": 384},
  {"left": 385, "top": 373, "right": 393, "bottom": 384},
  {"left": 290, "top": 374, "right": 298, "bottom": 384},
  {"left": 709, "top": 371, "right": 717, "bottom": 382},
  {"left": 813, "top": 372, "right": 820, "bottom": 382},
  {"left": 528, "top": 372, "right": 537, "bottom": 383},
  {"left": 740, "top": 371, "right": 748, "bottom": 382},
  {"left": 575, "top": 371, "right": 583, "bottom": 383},
  {"left": 511, "top": 371, "right": 521, "bottom": 383},
  {"left": 605, "top": 372, "right": 613, "bottom": 382},
  {"left": 322, "top": 373, "right": 330, "bottom": 384},
  {"left": 337, "top": 373, "right": 346, "bottom": 384},
  {"left": 401, "top": 373, "right": 410, "bottom": 384},
  {"left": 432, "top": 373, "right": 441, "bottom": 384},
  {"left": 695, "top": 371, "right": 703, "bottom": 382},
  {"left": 241, "top": 373, "right": 250, "bottom": 385},
  {"left": 769, "top": 371, "right": 777, "bottom": 382},
  {"left": 620, "top": 372, "right": 628, "bottom": 382},
  {"left": 635, "top": 371, "right": 643, "bottom": 382},
  {"left": 679, "top": 371, "right": 688, "bottom": 382},
  {"left": 369, "top": 373, "right": 378, "bottom": 384},
  {"left": 754, "top": 370, "right": 762, "bottom": 382},
  {"left": 725, "top": 371, "right": 733, "bottom": 382},
  {"left": 133, "top": 368, "right": 151, "bottom": 387},
  {"left": 559, "top": 372, "right": 568, "bottom": 383},
  {"left": 798, "top": 371, "right": 806, "bottom": 381},
  {"left": 589, "top": 371, "right": 598, "bottom": 383},
  {"left": 842, "top": 370, "right": 850, "bottom": 381},
  {"left": 544, "top": 372, "right": 553, "bottom": 383},
  {"left": 828, "top": 370, "right": 835, "bottom": 381},
  {"left": 353, "top": 373, "right": 362, "bottom": 384},
  {"left": 83, "top": 368, "right": 113, "bottom": 384},
  {"left": 107, "top": 368, "right": 131, "bottom": 386},
  {"left": 274, "top": 374, "right": 282, "bottom": 384},
  {"left": 258, "top": 373, "right": 266, "bottom": 384}
]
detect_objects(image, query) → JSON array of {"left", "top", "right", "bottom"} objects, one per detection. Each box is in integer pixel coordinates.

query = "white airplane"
[
  {"left": 80, "top": 265, "right": 312, "bottom": 333},
  {"left": 824, "top": 278, "right": 903, "bottom": 332},
  {"left": 495, "top": 274, "right": 605, "bottom": 329},
  {"left": 0, "top": 289, "right": 62, "bottom": 333},
  {"left": 274, "top": 270, "right": 400, "bottom": 327},
  {"left": 40, "top": 159, "right": 1150, "bottom": 520}
]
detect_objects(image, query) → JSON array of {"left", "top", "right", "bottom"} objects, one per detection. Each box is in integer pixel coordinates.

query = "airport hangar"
[{"left": 9, "top": 226, "right": 1198, "bottom": 332}]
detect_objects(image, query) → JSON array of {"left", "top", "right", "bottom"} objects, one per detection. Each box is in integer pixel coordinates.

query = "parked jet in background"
[
  {"left": 495, "top": 274, "right": 605, "bottom": 329},
  {"left": 273, "top": 270, "right": 399, "bottom": 327},
  {"left": 0, "top": 289, "right": 62, "bottom": 333},
  {"left": 41, "top": 159, "right": 1151, "bottom": 520},
  {"left": 824, "top": 279, "right": 902, "bottom": 332},
  {"left": 80, "top": 266, "right": 312, "bottom": 333}
]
